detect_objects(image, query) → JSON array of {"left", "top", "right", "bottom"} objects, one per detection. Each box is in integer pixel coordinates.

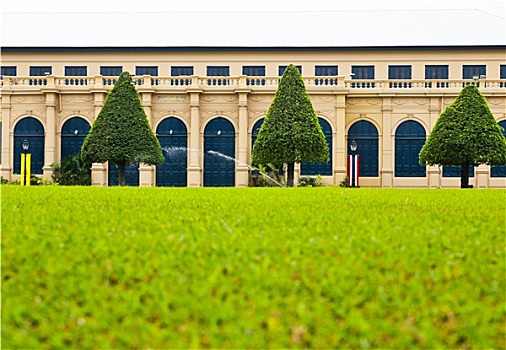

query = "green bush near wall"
[{"left": 2, "top": 187, "right": 504, "bottom": 348}]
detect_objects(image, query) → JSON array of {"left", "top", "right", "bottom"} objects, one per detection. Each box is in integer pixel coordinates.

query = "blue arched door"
[
  {"left": 347, "top": 120, "right": 379, "bottom": 177},
  {"left": 14, "top": 117, "right": 45, "bottom": 174},
  {"left": 61, "top": 117, "right": 90, "bottom": 160},
  {"left": 204, "top": 118, "right": 235, "bottom": 187},
  {"left": 156, "top": 117, "right": 188, "bottom": 187},
  {"left": 491, "top": 120, "right": 506, "bottom": 177},
  {"left": 395, "top": 121, "right": 426, "bottom": 177},
  {"left": 301, "top": 118, "right": 332, "bottom": 175}
]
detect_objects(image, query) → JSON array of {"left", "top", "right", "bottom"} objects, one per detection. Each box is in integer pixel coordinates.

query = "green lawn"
[{"left": 2, "top": 186, "right": 505, "bottom": 348}]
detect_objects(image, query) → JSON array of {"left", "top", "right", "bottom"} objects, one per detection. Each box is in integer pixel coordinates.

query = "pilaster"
[
  {"left": 427, "top": 97, "right": 442, "bottom": 188},
  {"left": 334, "top": 92, "right": 347, "bottom": 185},
  {"left": 381, "top": 95, "right": 394, "bottom": 187},
  {"left": 93, "top": 92, "right": 106, "bottom": 120},
  {"left": 43, "top": 92, "right": 57, "bottom": 178},
  {"left": 187, "top": 86, "right": 202, "bottom": 187},
  {"left": 236, "top": 88, "right": 250, "bottom": 187},
  {"left": 140, "top": 92, "right": 154, "bottom": 128},
  {"left": 1, "top": 92, "right": 12, "bottom": 180}
]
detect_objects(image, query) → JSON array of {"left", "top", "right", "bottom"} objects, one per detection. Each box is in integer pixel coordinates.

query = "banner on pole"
[
  {"left": 26, "top": 154, "right": 31, "bottom": 186},
  {"left": 20, "top": 153, "right": 26, "bottom": 186},
  {"left": 20, "top": 153, "right": 32, "bottom": 186},
  {"left": 347, "top": 154, "right": 360, "bottom": 187}
]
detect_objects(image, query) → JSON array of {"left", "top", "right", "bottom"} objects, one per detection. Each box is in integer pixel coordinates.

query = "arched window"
[
  {"left": 347, "top": 120, "right": 379, "bottom": 177},
  {"left": 301, "top": 118, "right": 332, "bottom": 176},
  {"left": 61, "top": 117, "right": 90, "bottom": 160},
  {"left": 204, "top": 118, "right": 235, "bottom": 187},
  {"left": 491, "top": 120, "right": 506, "bottom": 177},
  {"left": 14, "top": 117, "right": 45, "bottom": 175},
  {"left": 156, "top": 117, "right": 188, "bottom": 187},
  {"left": 395, "top": 121, "right": 426, "bottom": 177}
]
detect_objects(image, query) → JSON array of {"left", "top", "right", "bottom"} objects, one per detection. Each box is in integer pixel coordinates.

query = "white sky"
[{"left": 2, "top": 0, "right": 505, "bottom": 16}]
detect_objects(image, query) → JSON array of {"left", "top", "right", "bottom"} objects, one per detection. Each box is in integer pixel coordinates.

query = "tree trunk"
[
  {"left": 460, "top": 160, "right": 470, "bottom": 188},
  {"left": 118, "top": 163, "right": 126, "bottom": 187},
  {"left": 287, "top": 162, "right": 295, "bottom": 187}
]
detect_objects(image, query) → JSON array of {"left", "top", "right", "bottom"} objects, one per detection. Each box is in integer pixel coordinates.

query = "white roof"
[{"left": 1, "top": 10, "right": 505, "bottom": 48}]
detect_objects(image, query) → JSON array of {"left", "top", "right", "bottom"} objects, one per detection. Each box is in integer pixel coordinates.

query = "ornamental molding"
[
  {"left": 61, "top": 95, "right": 75, "bottom": 102},
  {"left": 487, "top": 97, "right": 503, "bottom": 105},
  {"left": 315, "top": 110, "right": 336, "bottom": 119},
  {"left": 413, "top": 98, "right": 430, "bottom": 105},
  {"left": 156, "top": 95, "right": 188, "bottom": 103},
  {"left": 317, "top": 95, "right": 335, "bottom": 103},
  {"left": 58, "top": 112, "right": 94, "bottom": 126},
  {"left": 248, "top": 95, "right": 273, "bottom": 103},
  {"left": 11, "top": 96, "right": 27, "bottom": 103},
  {"left": 201, "top": 111, "right": 239, "bottom": 127},
  {"left": 392, "top": 98, "right": 409, "bottom": 105},
  {"left": 248, "top": 111, "right": 267, "bottom": 122},
  {"left": 200, "top": 95, "right": 238, "bottom": 103},
  {"left": 346, "top": 97, "right": 381, "bottom": 106},
  {"left": 153, "top": 110, "right": 190, "bottom": 124},
  {"left": 11, "top": 111, "right": 46, "bottom": 128}
]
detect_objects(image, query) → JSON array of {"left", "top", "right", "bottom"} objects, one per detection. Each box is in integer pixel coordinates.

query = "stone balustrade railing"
[{"left": 1, "top": 75, "right": 504, "bottom": 93}]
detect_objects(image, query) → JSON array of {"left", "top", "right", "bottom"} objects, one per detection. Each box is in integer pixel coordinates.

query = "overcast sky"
[{"left": 2, "top": 0, "right": 505, "bottom": 16}]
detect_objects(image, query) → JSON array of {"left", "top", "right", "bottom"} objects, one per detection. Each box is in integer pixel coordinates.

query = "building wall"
[{"left": 1, "top": 48, "right": 505, "bottom": 187}]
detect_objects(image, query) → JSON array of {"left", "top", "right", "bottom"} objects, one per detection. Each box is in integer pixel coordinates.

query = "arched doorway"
[
  {"left": 156, "top": 117, "right": 188, "bottom": 187},
  {"left": 204, "top": 117, "right": 235, "bottom": 187},
  {"left": 301, "top": 118, "right": 332, "bottom": 176},
  {"left": 491, "top": 120, "right": 506, "bottom": 177},
  {"left": 14, "top": 117, "right": 45, "bottom": 174},
  {"left": 347, "top": 120, "right": 379, "bottom": 177},
  {"left": 395, "top": 120, "right": 426, "bottom": 177},
  {"left": 60, "top": 117, "right": 90, "bottom": 160}
]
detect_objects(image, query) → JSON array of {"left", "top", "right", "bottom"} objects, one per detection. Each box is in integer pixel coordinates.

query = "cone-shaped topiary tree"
[
  {"left": 81, "top": 71, "right": 164, "bottom": 186},
  {"left": 252, "top": 64, "right": 329, "bottom": 187},
  {"left": 419, "top": 84, "right": 506, "bottom": 188}
]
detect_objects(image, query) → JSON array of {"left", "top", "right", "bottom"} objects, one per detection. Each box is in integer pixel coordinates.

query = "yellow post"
[
  {"left": 20, "top": 153, "right": 26, "bottom": 186},
  {"left": 26, "top": 154, "right": 31, "bottom": 186}
]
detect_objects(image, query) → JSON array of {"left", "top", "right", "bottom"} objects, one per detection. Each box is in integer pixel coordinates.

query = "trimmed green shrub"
[
  {"left": 419, "top": 85, "right": 506, "bottom": 188},
  {"left": 252, "top": 64, "right": 329, "bottom": 187},
  {"left": 81, "top": 71, "right": 163, "bottom": 186}
]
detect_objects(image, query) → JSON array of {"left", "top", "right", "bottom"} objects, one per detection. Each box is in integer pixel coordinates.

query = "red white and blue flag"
[{"left": 347, "top": 154, "right": 360, "bottom": 187}]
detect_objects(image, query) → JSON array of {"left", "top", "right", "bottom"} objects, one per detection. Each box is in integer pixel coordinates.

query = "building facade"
[{"left": 2, "top": 46, "right": 505, "bottom": 188}]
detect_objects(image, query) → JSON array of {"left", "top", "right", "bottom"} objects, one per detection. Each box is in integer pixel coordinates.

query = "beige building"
[{"left": 1, "top": 11, "right": 505, "bottom": 188}]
